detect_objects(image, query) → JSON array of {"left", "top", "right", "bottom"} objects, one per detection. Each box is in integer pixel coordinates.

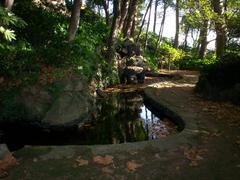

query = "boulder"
[
  {"left": 16, "top": 86, "right": 53, "bottom": 121},
  {"left": 125, "top": 66, "right": 144, "bottom": 74},
  {"left": 42, "top": 92, "right": 92, "bottom": 126}
]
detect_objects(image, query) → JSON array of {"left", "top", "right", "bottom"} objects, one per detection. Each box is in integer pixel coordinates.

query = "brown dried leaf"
[
  {"left": 101, "top": 166, "right": 114, "bottom": 174},
  {"left": 127, "top": 161, "right": 143, "bottom": 171},
  {"left": 0, "top": 153, "right": 18, "bottom": 177},
  {"left": 77, "top": 159, "right": 88, "bottom": 166},
  {"left": 93, "top": 155, "right": 113, "bottom": 165}
]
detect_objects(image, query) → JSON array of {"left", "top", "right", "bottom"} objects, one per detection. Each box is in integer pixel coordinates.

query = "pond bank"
[{"left": 3, "top": 70, "right": 240, "bottom": 179}]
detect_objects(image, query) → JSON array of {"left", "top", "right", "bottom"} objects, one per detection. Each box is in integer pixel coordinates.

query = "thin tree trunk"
[
  {"left": 136, "top": 0, "right": 153, "bottom": 42},
  {"left": 122, "top": 0, "right": 138, "bottom": 37},
  {"left": 144, "top": 0, "right": 152, "bottom": 49},
  {"left": 107, "top": 0, "right": 121, "bottom": 63},
  {"left": 153, "top": 0, "right": 158, "bottom": 34},
  {"left": 174, "top": 0, "right": 179, "bottom": 48},
  {"left": 154, "top": 1, "right": 167, "bottom": 55},
  {"left": 102, "top": 0, "right": 110, "bottom": 25},
  {"left": 184, "top": 26, "right": 189, "bottom": 48},
  {"left": 2, "top": 0, "right": 14, "bottom": 10},
  {"left": 130, "top": 12, "right": 137, "bottom": 37},
  {"left": 212, "top": 0, "right": 227, "bottom": 59},
  {"left": 119, "top": 0, "right": 130, "bottom": 31},
  {"left": 198, "top": 19, "right": 209, "bottom": 59},
  {"left": 68, "top": 0, "right": 82, "bottom": 42}
]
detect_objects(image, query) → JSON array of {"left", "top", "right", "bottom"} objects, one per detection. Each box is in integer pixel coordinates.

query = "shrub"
[
  {"left": 156, "top": 43, "right": 182, "bottom": 70},
  {"left": 195, "top": 52, "right": 240, "bottom": 104}
]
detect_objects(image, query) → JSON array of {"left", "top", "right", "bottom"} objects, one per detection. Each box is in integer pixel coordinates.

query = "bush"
[
  {"left": 179, "top": 57, "right": 216, "bottom": 70},
  {"left": 195, "top": 52, "right": 240, "bottom": 104},
  {"left": 156, "top": 43, "right": 182, "bottom": 69}
]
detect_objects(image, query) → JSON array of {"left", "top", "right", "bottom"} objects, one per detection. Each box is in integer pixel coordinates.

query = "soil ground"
[{"left": 3, "top": 70, "right": 240, "bottom": 180}]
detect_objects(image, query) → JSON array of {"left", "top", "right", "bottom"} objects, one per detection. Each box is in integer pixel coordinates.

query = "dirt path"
[{"left": 4, "top": 70, "right": 240, "bottom": 179}]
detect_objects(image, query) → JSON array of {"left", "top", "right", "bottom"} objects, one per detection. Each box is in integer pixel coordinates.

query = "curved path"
[{"left": 6, "top": 71, "right": 240, "bottom": 179}]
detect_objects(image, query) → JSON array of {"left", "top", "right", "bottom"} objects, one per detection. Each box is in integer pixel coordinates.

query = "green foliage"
[
  {"left": 0, "top": 6, "right": 26, "bottom": 42},
  {"left": 0, "top": 0, "right": 109, "bottom": 85},
  {"left": 179, "top": 55, "right": 216, "bottom": 70},
  {"left": 196, "top": 52, "right": 240, "bottom": 104},
  {"left": 0, "top": 88, "right": 27, "bottom": 121},
  {"left": 156, "top": 42, "right": 182, "bottom": 69}
]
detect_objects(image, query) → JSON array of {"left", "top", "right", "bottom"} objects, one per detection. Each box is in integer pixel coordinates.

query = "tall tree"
[
  {"left": 122, "top": 0, "right": 138, "bottom": 37},
  {"left": 102, "top": 0, "right": 110, "bottom": 25},
  {"left": 212, "top": 0, "right": 227, "bottom": 59},
  {"left": 198, "top": 19, "right": 209, "bottom": 59},
  {"left": 136, "top": 0, "right": 153, "bottom": 42},
  {"left": 107, "top": 0, "right": 121, "bottom": 63},
  {"left": 153, "top": 0, "right": 158, "bottom": 34},
  {"left": 144, "top": 0, "right": 152, "bottom": 49},
  {"left": 68, "top": 0, "right": 82, "bottom": 42},
  {"left": 174, "top": 0, "right": 180, "bottom": 48},
  {"left": 154, "top": 0, "right": 168, "bottom": 54},
  {"left": 119, "top": 0, "right": 130, "bottom": 31},
  {"left": 1, "top": 0, "right": 14, "bottom": 10}
]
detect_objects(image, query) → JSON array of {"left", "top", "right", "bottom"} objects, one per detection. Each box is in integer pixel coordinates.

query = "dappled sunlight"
[{"left": 148, "top": 81, "right": 195, "bottom": 89}]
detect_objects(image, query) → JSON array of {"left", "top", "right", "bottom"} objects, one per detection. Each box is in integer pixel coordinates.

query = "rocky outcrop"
[
  {"left": 42, "top": 92, "right": 92, "bottom": 126},
  {"left": 42, "top": 77, "right": 94, "bottom": 127},
  {"left": 3, "top": 76, "right": 95, "bottom": 128},
  {"left": 116, "top": 39, "right": 151, "bottom": 84}
]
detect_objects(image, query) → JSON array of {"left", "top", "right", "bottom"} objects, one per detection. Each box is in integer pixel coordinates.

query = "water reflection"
[
  {"left": 0, "top": 92, "right": 178, "bottom": 149},
  {"left": 84, "top": 92, "right": 178, "bottom": 144}
]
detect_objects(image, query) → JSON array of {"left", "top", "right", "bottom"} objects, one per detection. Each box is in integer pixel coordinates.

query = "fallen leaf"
[
  {"left": 93, "top": 155, "right": 113, "bottom": 165},
  {"left": 127, "top": 161, "right": 143, "bottom": 171},
  {"left": 75, "top": 156, "right": 88, "bottom": 166},
  {"left": 101, "top": 166, "right": 114, "bottom": 174},
  {"left": 0, "top": 153, "right": 18, "bottom": 177}
]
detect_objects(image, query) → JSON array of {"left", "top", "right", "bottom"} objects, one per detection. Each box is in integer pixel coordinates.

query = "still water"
[{"left": 0, "top": 92, "right": 179, "bottom": 150}]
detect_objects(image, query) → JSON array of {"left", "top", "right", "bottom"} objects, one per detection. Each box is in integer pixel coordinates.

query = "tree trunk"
[
  {"left": 174, "top": 0, "right": 180, "bottom": 48},
  {"left": 136, "top": 0, "right": 153, "bottom": 42},
  {"left": 102, "top": 0, "right": 110, "bottom": 25},
  {"left": 154, "top": 0, "right": 167, "bottom": 54},
  {"left": 153, "top": 0, "right": 158, "bottom": 34},
  {"left": 184, "top": 26, "right": 189, "bottom": 48},
  {"left": 107, "top": 0, "right": 121, "bottom": 63},
  {"left": 122, "top": 0, "right": 138, "bottom": 37},
  {"left": 1, "top": 0, "right": 14, "bottom": 10},
  {"left": 198, "top": 19, "right": 209, "bottom": 59},
  {"left": 119, "top": 0, "right": 130, "bottom": 31},
  {"left": 212, "top": 0, "right": 227, "bottom": 59},
  {"left": 68, "top": 0, "right": 82, "bottom": 42},
  {"left": 144, "top": 0, "right": 152, "bottom": 49},
  {"left": 130, "top": 12, "right": 137, "bottom": 37}
]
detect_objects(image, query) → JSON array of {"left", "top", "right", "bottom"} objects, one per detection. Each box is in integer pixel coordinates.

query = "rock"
[
  {"left": 17, "top": 86, "right": 53, "bottom": 120},
  {"left": 43, "top": 92, "right": 93, "bottom": 126},
  {"left": 63, "top": 77, "right": 88, "bottom": 92},
  {"left": 127, "top": 75, "right": 138, "bottom": 84},
  {"left": 125, "top": 66, "right": 144, "bottom": 74},
  {"left": 0, "top": 144, "right": 9, "bottom": 160}
]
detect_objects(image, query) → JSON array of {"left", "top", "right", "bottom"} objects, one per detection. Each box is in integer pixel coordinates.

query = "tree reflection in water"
[{"left": 83, "top": 92, "right": 178, "bottom": 144}]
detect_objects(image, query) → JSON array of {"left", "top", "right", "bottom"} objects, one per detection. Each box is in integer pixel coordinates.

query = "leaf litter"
[
  {"left": 180, "top": 146, "right": 208, "bottom": 167},
  {"left": 126, "top": 160, "right": 143, "bottom": 171},
  {"left": 93, "top": 155, "right": 114, "bottom": 165}
]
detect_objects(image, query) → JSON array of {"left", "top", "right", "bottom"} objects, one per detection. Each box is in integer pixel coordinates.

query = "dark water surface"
[{"left": 0, "top": 92, "right": 180, "bottom": 150}]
